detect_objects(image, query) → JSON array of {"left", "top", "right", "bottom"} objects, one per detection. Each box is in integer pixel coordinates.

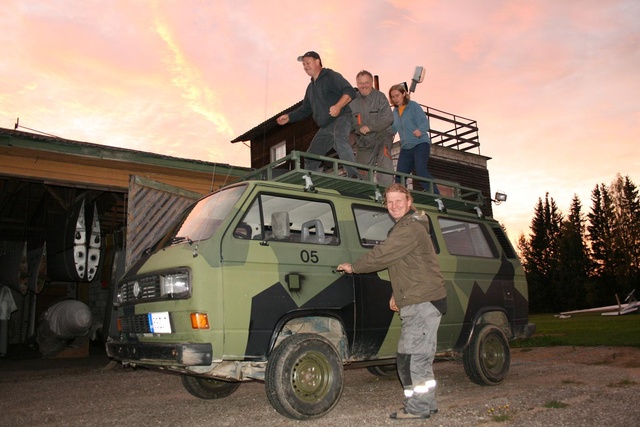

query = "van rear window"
[{"left": 438, "top": 218, "right": 496, "bottom": 258}]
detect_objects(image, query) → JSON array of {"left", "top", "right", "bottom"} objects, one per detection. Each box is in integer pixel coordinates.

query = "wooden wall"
[{"left": 0, "top": 146, "right": 239, "bottom": 195}]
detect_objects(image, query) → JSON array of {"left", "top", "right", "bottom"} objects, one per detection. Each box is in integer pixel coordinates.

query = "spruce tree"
[
  {"left": 609, "top": 175, "right": 640, "bottom": 294},
  {"left": 587, "top": 183, "right": 618, "bottom": 302},
  {"left": 556, "top": 195, "right": 592, "bottom": 310},
  {"left": 517, "top": 193, "right": 563, "bottom": 312}
]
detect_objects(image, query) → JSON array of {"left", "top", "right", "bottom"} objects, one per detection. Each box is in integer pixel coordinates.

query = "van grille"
[
  {"left": 120, "top": 314, "right": 152, "bottom": 333},
  {"left": 119, "top": 276, "right": 161, "bottom": 303}
]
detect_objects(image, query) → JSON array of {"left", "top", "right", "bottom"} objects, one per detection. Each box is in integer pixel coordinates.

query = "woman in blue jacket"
[{"left": 389, "top": 83, "right": 439, "bottom": 194}]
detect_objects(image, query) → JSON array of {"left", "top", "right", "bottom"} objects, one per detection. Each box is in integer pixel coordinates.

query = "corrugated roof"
[{"left": 0, "top": 127, "right": 250, "bottom": 176}]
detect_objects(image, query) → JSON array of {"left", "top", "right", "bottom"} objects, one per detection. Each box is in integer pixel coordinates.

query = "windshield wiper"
[{"left": 168, "top": 236, "right": 194, "bottom": 245}]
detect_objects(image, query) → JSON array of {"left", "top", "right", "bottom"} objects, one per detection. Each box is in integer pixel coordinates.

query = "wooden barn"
[{"left": 0, "top": 127, "right": 249, "bottom": 355}]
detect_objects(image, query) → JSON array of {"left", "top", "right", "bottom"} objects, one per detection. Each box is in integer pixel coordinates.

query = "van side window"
[
  {"left": 354, "top": 206, "right": 440, "bottom": 253},
  {"left": 353, "top": 206, "right": 394, "bottom": 247},
  {"left": 438, "top": 218, "right": 497, "bottom": 258},
  {"left": 237, "top": 194, "right": 338, "bottom": 245}
]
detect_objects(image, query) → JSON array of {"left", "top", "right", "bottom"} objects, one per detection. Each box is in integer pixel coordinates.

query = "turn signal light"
[{"left": 190, "top": 312, "right": 209, "bottom": 329}]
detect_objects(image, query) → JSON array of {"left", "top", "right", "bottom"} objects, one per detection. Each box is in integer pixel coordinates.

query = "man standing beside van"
[
  {"left": 276, "top": 51, "right": 360, "bottom": 178},
  {"left": 350, "top": 70, "right": 395, "bottom": 185},
  {"left": 337, "top": 184, "right": 446, "bottom": 420}
]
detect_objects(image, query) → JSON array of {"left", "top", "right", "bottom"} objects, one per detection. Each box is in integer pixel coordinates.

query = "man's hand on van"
[{"left": 336, "top": 263, "right": 353, "bottom": 274}]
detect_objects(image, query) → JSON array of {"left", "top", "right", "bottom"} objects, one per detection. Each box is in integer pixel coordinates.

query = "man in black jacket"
[{"left": 277, "top": 51, "right": 359, "bottom": 178}]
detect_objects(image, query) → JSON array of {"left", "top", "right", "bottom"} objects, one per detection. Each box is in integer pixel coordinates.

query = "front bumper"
[{"left": 106, "top": 341, "right": 213, "bottom": 366}]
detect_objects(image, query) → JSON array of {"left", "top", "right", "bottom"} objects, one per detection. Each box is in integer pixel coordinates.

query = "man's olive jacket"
[{"left": 352, "top": 210, "right": 446, "bottom": 309}]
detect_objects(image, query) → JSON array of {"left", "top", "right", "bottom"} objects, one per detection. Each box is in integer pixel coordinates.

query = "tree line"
[{"left": 516, "top": 174, "right": 640, "bottom": 313}]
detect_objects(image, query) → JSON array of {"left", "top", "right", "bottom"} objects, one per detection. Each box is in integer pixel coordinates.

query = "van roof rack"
[{"left": 240, "top": 151, "right": 486, "bottom": 213}]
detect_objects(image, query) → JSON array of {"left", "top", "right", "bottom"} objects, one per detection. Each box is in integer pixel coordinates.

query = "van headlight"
[{"left": 160, "top": 272, "right": 190, "bottom": 297}]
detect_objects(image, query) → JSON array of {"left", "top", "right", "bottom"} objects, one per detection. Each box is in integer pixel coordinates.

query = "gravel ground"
[{"left": 1, "top": 345, "right": 639, "bottom": 426}]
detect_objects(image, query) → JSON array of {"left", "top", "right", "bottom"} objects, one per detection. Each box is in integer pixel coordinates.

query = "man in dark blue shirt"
[{"left": 277, "top": 51, "right": 359, "bottom": 178}]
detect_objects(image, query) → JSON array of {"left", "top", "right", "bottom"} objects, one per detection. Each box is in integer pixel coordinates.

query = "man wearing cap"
[{"left": 277, "top": 51, "right": 359, "bottom": 178}]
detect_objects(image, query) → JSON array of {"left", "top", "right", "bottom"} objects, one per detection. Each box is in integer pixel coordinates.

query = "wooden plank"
[{"left": 0, "top": 147, "right": 239, "bottom": 195}]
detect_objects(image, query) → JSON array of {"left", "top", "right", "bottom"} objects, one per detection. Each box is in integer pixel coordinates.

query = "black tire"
[
  {"left": 265, "top": 333, "right": 344, "bottom": 420},
  {"left": 181, "top": 375, "right": 240, "bottom": 399},
  {"left": 366, "top": 364, "right": 398, "bottom": 378},
  {"left": 463, "top": 323, "right": 510, "bottom": 386}
]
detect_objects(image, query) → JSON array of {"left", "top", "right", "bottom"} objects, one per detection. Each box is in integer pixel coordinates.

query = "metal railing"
[
  {"left": 240, "top": 151, "right": 486, "bottom": 213},
  {"left": 420, "top": 105, "right": 480, "bottom": 153}
]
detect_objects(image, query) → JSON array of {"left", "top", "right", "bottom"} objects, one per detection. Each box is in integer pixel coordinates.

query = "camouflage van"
[{"left": 106, "top": 151, "right": 534, "bottom": 420}]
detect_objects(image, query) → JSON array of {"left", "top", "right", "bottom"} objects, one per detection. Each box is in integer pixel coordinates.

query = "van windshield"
[{"left": 158, "top": 185, "right": 246, "bottom": 248}]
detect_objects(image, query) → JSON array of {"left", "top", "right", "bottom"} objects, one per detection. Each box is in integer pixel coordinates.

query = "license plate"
[{"left": 148, "top": 312, "right": 172, "bottom": 333}]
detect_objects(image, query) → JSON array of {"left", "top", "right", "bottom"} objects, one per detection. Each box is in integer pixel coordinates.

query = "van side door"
[
  {"left": 348, "top": 205, "right": 401, "bottom": 359},
  {"left": 219, "top": 192, "right": 354, "bottom": 360}
]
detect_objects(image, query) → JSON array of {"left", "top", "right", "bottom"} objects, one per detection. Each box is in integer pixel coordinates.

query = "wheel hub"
[{"left": 292, "top": 351, "right": 332, "bottom": 402}]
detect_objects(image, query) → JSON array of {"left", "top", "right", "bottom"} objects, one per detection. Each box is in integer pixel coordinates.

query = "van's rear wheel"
[
  {"left": 181, "top": 375, "right": 240, "bottom": 399},
  {"left": 366, "top": 364, "right": 397, "bottom": 378},
  {"left": 265, "top": 333, "right": 344, "bottom": 420},
  {"left": 463, "top": 323, "right": 510, "bottom": 386}
]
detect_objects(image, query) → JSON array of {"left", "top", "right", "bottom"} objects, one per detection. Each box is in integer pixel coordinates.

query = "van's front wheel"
[
  {"left": 463, "top": 323, "right": 510, "bottom": 386},
  {"left": 265, "top": 333, "right": 344, "bottom": 420}
]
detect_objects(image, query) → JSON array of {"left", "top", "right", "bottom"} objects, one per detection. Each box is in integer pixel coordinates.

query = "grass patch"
[
  {"left": 512, "top": 313, "right": 640, "bottom": 348},
  {"left": 590, "top": 359, "right": 613, "bottom": 366},
  {"left": 544, "top": 400, "right": 569, "bottom": 409},
  {"left": 607, "top": 378, "right": 637, "bottom": 387},
  {"left": 492, "top": 413, "right": 512, "bottom": 422},
  {"left": 486, "top": 404, "right": 512, "bottom": 422}
]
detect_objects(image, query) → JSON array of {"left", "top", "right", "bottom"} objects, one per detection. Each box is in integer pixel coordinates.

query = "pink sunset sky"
[{"left": 1, "top": 0, "right": 638, "bottom": 244}]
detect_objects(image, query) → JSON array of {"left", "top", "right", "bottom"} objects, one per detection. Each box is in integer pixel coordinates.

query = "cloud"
[
  {"left": 1, "top": 0, "right": 638, "bottom": 238},
  {"left": 152, "top": 9, "right": 234, "bottom": 137}
]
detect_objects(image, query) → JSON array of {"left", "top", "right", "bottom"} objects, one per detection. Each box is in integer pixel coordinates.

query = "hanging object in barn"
[
  {"left": 74, "top": 197, "right": 87, "bottom": 280},
  {"left": 86, "top": 203, "right": 101, "bottom": 282},
  {"left": 27, "top": 243, "right": 47, "bottom": 293},
  {"left": 47, "top": 194, "right": 102, "bottom": 282},
  {"left": 47, "top": 195, "right": 86, "bottom": 281},
  {"left": 0, "top": 241, "right": 29, "bottom": 294}
]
